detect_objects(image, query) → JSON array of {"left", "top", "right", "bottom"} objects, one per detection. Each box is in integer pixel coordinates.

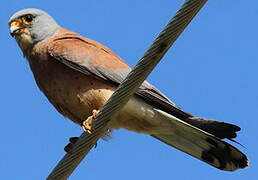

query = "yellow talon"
[{"left": 82, "top": 109, "right": 100, "bottom": 133}]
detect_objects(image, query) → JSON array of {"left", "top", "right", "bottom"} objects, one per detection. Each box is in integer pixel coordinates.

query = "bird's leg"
[{"left": 82, "top": 109, "right": 100, "bottom": 134}]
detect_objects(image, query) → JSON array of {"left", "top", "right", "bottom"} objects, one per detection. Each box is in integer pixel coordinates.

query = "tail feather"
[
  {"left": 152, "top": 109, "right": 248, "bottom": 171},
  {"left": 185, "top": 117, "right": 241, "bottom": 139}
]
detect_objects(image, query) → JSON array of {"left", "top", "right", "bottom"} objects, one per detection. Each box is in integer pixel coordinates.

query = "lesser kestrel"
[{"left": 9, "top": 8, "right": 248, "bottom": 171}]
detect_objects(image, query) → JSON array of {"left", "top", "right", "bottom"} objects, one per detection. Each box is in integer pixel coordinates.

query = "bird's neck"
[{"left": 15, "top": 33, "right": 34, "bottom": 58}]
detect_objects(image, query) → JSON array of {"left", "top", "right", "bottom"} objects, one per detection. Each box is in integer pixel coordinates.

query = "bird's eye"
[{"left": 22, "top": 14, "right": 34, "bottom": 24}]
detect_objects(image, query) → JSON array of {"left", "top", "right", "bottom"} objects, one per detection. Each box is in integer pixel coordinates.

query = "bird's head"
[{"left": 9, "top": 8, "right": 60, "bottom": 53}]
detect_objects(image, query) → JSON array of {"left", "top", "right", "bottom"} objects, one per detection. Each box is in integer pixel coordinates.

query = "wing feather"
[{"left": 47, "top": 31, "right": 191, "bottom": 119}]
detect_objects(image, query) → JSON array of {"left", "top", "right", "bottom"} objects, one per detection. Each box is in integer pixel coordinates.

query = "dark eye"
[{"left": 23, "top": 14, "right": 34, "bottom": 23}]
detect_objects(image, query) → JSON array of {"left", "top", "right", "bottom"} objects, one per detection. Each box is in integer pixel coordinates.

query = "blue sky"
[{"left": 1, "top": 0, "right": 257, "bottom": 179}]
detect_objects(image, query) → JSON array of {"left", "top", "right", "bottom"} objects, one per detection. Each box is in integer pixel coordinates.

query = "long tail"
[{"left": 151, "top": 109, "right": 248, "bottom": 171}]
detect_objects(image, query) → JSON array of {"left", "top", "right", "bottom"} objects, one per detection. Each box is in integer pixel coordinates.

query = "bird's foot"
[
  {"left": 64, "top": 136, "right": 79, "bottom": 153},
  {"left": 82, "top": 109, "right": 100, "bottom": 134},
  {"left": 64, "top": 136, "right": 98, "bottom": 153}
]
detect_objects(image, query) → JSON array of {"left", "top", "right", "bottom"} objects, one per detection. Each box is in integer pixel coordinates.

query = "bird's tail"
[{"left": 151, "top": 109, "right": 248, "bottom": 171}]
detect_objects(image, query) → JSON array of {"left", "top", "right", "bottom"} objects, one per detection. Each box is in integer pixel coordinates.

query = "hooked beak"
[{"left": 9, "top": 20, "right": 23, "bottom": 37}]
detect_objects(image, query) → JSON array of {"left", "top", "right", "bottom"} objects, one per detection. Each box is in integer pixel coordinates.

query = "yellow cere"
[{"left": 10, "top": 20, "right": 22, "bottom": 28}]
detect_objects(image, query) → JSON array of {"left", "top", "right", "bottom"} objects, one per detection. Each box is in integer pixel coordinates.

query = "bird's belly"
[
  {"left": 46, "top": 76, "right": 116, "bottom": 125},
  {"left": 40, "top": 74, "right": 170, "bottom": 134},
  {"left": 42, "top": 75, "right": 170, "bottom": 134}
]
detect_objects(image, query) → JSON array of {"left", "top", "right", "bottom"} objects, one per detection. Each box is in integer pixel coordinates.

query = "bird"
[{"left": 9, "top": 8, "right": 248, "bottom": 171}]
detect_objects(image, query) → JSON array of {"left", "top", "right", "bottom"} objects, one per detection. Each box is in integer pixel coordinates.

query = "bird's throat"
[{"left": 15, "top": 33, "right": 34, "bottom": 57}]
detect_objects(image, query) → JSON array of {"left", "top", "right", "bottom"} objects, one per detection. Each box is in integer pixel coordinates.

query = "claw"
[
  {"left": 64, "top": 136, "right": 79, "bottom": 153},
  {"left": 64, "top": 143, "right": 74, "bottom": 153},
  {"left": 69, "top": 136, "right": 79, "bottom": 144},
  {"left": 82, "top": 109, "right": 100, "bottom": 134}
]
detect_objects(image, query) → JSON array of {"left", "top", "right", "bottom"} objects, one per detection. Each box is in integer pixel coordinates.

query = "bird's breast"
[{"left": 28, "top": 51, "right": 116, "bottom": 125}]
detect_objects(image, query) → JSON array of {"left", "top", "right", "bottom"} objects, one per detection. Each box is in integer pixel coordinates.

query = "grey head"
[{"left": 9, "top": 8, "right": 60, "bottom": 47}]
